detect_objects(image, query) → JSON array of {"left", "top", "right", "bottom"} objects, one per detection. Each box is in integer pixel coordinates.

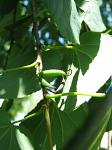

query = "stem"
[
  {"left": 31, "top": 0, "right": 43, "bottom": 73},
  {"left": 45, "top": 108, "right": 53, "bottom": 150},
  {"left": 3, "top": 62, "right": 36, "bottom": 73},
  {"left": 44, "top": 45, "right": 74, "bottom": 50},
  {"left": 31, "top": 1, "right": 53, "bottom": 150},
  {"left": 12, "top": 111, "right": 41, "bottom": 124},
  {"left": 45, "top": 92, "right": 106, "bottom": 99},
  {"left": 105, "top": 29, "right": 112, "bottom": 34}
]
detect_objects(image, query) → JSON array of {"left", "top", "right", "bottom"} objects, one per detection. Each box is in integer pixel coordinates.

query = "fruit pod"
[
  {"left": 41, "top": 78, "right": 55, "bottom": 89},
  {"left": 40, "top": 69, "right": 66, "bottom": 77}
]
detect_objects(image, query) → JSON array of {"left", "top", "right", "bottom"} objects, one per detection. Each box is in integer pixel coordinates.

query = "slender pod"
[{"left": 40, "top": 69, "right": 66, "bottom": 77}]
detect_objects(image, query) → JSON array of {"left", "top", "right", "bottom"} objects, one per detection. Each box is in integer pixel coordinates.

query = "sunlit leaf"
[
  {"left": 76, "top": 32, "right": 101, "bottom": 74},
  {"left": 64, "top": 91, "right": 112, "bottom": 150},
  {"left": 9, "top": 91, "right": 43, "bottom": 120},
  {"left": 76, "top": 33, "right": 112, "bottom": 106},
  {"left": 20, "top": 103, "right": 88, "bottom": 150},
  {"left": 0, "top": 34, "right": 40, "bottom": 98},
  {"left": 0, "top": 109, "right": 34, "bottom": 150},
  {"left": 76, "top": 0, "right": 106, "bottom": 32}
]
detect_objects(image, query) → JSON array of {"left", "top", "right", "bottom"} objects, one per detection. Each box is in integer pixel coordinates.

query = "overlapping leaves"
[
  {"left": 75, "top": 0, "right": 106, "bottom": 32},
  {"left": 76, "top": 33, "right": 112, "bottom": 106},
  {"left": 0, "top": 109, "right": 34, "bottom": 150},
  {"left": 20, "top": 103, "right": 88, "bottom": 150},
  {"left": 44, "top": 0, "right": 81, "bottom": 43}
]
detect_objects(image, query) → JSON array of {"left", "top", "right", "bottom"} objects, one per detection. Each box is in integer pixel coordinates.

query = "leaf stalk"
[
  {"left": 45, "top": 92, "right": 106, "bottom": 99},
  {"left": 12, "top": 110, "right": 42, "bottom": 124},
  {"left": 3, "top": 62, "right": 36, "bottom": 73}
]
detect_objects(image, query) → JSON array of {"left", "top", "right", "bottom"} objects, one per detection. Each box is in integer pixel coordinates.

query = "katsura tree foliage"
[{"left": 0, "top": 0, "right": 112, "bottom": 150}]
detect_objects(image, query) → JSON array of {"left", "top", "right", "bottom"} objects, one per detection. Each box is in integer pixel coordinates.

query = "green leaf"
[
  {"left": 9, "top": 92, "right": 42, "bottom": 119},
  {"left": 76, "top": 33, "right": 112, "bottom": 106},
  {"left": 42, "top": 48, "right": 68, "bottom": 83},
  {"left": 0, "top": 69, "right": 40, "bottom": 99},
  {"left": 20, "top": 103, "right": 88, "bottom": 150},
  {"left": 76, "top": 32, "right": 101, "bottom": 74},
  {"left": 42, "top": 49, "right": 65, "bottom": 70},
  {"left": 75, "top": 0, "right": 85, "bottom": 6},
  {"left": 0, "top": 12, "right": 13, "bottom": 33},
  {"left": 0, "top": 0, "right": 18, "bottom": 15},
  {"left": 44, "top": 0, "right": 81, "bottom": 43},
  {"left": 77, "top": 0, "right": 106, "bottom": 32},
  {"left": 64, "top": 92, "right": 112, "bottom": 150},
  {"left": 0, "top": 35, "right": 41, "bottom": 98},
  {"left": 106, "top": 110, "right": 112, "bottom": 132},
  {"left": 0, "top": 109, "right": 34, "bottom": 150}
]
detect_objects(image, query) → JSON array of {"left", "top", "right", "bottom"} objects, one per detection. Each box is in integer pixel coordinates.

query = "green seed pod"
[
  {"left": 41, "top": 78, "right": 55, "bottom": 89},
  {"left": 40, "top": 69, "right": 66, "bottom": 77}
]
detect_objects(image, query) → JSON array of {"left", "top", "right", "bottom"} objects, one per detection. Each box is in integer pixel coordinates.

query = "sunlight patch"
[{"left": 76, "top": 34, "right": 112, "bottom": 107}]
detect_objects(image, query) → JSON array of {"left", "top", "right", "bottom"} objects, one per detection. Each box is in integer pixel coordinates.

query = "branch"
[
  {"left": 31, "top": 0, "right": 43, "bottom": 74},
  {"left": 31, "top": 1, "right": 53, "bottom": 150}
]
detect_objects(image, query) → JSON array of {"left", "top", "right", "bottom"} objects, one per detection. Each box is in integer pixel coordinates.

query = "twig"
[
  {"left": 31, "top": 1, "right": 53, "bottom": 150},
  {"left": 31, "top": 0, "right": 43, "bottom": 74}
]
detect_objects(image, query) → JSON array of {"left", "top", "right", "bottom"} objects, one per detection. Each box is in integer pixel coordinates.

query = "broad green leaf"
[
  {"left": 64, "top": 92, "right": 112, "bottom": 150},
  {"left": 20, "top": 103, "right": 88, "bottom": 150},
  {"left": 44, "top": 0, "right": 81, "bottom": 43},
  {"left": 0, "top": 12, "right": 13, "bottom": 33},
  {"left": 76, "top": 32, "right": 101, "bottom": 74},
  {"left": 75, "top": 0, "right": 106, "bottom": 32},
  {"left": 75, "top": 0, "right": 85, "bottom": 6},
  {"left": 106, "top": 110, "right": 112, "bottom": 132},
  {"left": 0, "top": 109, "right": 34, "bottom": 150},
  {"left": 0, "top": 34, "right": 41, "bottom": 98},
  {"left": 76, "top": 33, "right": 112, "bottom": 107},
  {"left": 0, "top": 0, "right": 18, "bottom": 15},
  {"left": 9, "top": 91, "right": 43, "bottom": 120},
  {"left": 0, "top": 13, "right": 31, "bottom": 34},
  {"left": 79, "top": 32, "right": 101, "bottom": 58},
  {"left": 42, "top": 49, "right": 65, "bottom": 70},
  {"left": 0, "top": 69, "right": 40, "bottom": 99}
]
